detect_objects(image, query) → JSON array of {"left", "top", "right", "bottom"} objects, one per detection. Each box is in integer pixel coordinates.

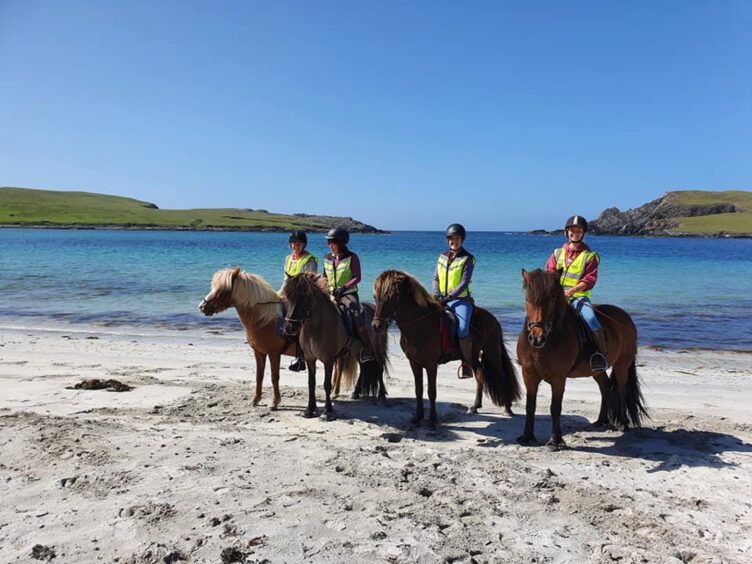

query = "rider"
[
  {"left": 323, "top": 227, "right": 375, "bottom": 363},
  {"left": 545, "top": 215, "right": 609, "bottom": 371},
  {"left": 433, "top": 223, "right": 476, "bottom": 379},
  {"left": 283, "top": 231, "right": 318, "bottom": 372}
]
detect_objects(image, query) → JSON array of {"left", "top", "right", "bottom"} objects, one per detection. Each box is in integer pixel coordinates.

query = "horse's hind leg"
[
  {"left": 427, "top": 364, "right": 438, "bottom": 425},
  {"left": 322, "top": 362, "right": 335, "bottom": 420},
  {"left": 252, "top": 350, "right": 266, "bottom": 407},
  {"left": 611, "top": 362, "right": 630, "bottom": 432},
  {"left": 588, "top": 372, "right": 614, "bottom": 429},
  {"left": 469, "top": 367, "right": 483, "bottom": 414},
  {"left": 332, "top": 362, "right": 341, "bottom": 399},
  {"left": 546, "top": 377, "right": 567, "bottom": 451},
  {"left": 269, "top": 354, "right": 282, "bottom": 411}
]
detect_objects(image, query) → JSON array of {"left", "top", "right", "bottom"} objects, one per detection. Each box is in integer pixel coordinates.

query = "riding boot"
[
  {"left": 355, "top": 323, "right": 376, "bottom": 363},
  {"left": 288, "top": 342, "right": 306, "bottom": 372},
  {"left": 458, "top": 336, "right": 475, "bottom": 379},
  {"left": 590, "top": 328, "right": 609, "bottom": 372}
]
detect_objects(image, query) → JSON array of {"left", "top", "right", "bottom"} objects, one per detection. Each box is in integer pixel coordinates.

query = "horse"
[
  {"left": 371, "top": 270, "right": 520, "bottom": 425},
  {"left": 517, "top": 269, "right": 648, "bottom": 450},
  {"left": 282, "top": 273, "right": 389, "bottom": 419},
  {"left": 198, "top": 267, "right": 294, "bottom": 410}
]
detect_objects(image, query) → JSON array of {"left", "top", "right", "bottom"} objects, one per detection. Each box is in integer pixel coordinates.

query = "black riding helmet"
[
  {"left": 289, "top": 230, "right": 308, "bottom": 247},
  {"left": 565, "top": 215, "right": 588, "bottom": 232},
  {"left": 326, "top": 227, "right": 350, "bottom": 245},
  {"left": 445, "top": 223, "right": 466, "bottom": 241}
]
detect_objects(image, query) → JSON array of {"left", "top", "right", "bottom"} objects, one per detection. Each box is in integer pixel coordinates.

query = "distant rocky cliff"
[{"left": 589, "top": 193, "right": 736, "bottom": 236}]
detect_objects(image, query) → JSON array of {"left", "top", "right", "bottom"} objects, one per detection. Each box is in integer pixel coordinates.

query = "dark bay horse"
[
  {"left": 282, "top": 273, "right": 388, "bottom": 419},
  {"left": 372, "top": 270, "right": 520, "bottom": 425},
  {"left": 198, "top": 267, "right": 294, "bottom": 410},
  {"left": 517, "top": 269, "right": 648, "bottom": 450}
]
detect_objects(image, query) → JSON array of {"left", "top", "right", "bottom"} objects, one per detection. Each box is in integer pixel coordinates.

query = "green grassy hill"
[
  {"left": 0, "top": 187, "right": 381, "bottom": 232},
  {"left": 668, "top": 191, "right": 752, "bottom": 235}
]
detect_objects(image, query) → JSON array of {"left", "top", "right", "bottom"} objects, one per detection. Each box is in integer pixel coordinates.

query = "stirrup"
[
  {"left": 288, "top": 358, "right": 306, "bottom": 372},
  {"left": 457, "top": 363, "right": 475, "bottom": 380},
  {"left": 589, "top": 352, "right": 609, "bottom": 372}
]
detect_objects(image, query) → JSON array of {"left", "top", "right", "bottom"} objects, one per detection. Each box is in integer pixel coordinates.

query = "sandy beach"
[{"left": 1, "top": 324, "right": 751, "bottom": 563}]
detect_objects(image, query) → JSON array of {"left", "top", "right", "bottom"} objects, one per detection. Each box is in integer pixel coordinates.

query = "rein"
[{"left": 373, "top": 305, "right": 440, "bottom": 328}]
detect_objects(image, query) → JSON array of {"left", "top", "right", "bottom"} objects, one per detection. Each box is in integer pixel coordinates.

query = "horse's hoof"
[
  {"left": 301, "top": 408, "right": 317, "bottom": 418},
  {"left": 467, "top": 406, "right": 479, "bottom": 415},
  {"left": 505, "top": 406, "right": 515, "bottom": 416},
  {"left": 586, "top": 420, "right": 609, "bottom": 430},
  {"left": 269, "top": 405, "right": 279, "bottom": 412},
  {"left": 546, "top": 438, "right": 567, "bottom": 451},
  {"left": 517, "top": 434, "right": 537, "bottom": 446},
  {"left": 350, "top": 392, "right": 361, "bottom": 400},
  {"left": 321, "top": 411, "right": 335, "bottom": 422},
  {"left": 252, "top": 397, "right": 262, "bottom": 407},
  {"left": 411, "top": 416, "right": 422, "bottom": 426}
]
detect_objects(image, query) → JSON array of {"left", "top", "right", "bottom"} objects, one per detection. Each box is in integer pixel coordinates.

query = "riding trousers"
[
  {"left": 447, "top": 299, "right": 473, "bottom": 339},
  {"left": 572, "top": 297, "right": 602, "bottom": 332},
  {"left": 338, "top": 293, "right": 365, "bottom": 326}
]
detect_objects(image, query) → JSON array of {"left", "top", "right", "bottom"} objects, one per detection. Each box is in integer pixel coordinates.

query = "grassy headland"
[{"left": 0, "top": 187, "right": 383, "bottom": 232}]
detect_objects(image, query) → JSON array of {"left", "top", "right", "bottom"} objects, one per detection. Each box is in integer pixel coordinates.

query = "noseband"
[{"left": 526, "top": 317, "right": 553, "bottom": 348}]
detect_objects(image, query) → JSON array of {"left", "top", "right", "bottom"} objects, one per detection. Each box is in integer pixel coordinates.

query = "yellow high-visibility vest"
[
  {"left": 554, "top": 245, "right": 599, "bottom": 300},
  {"left": 436, "top": 253, "right": 474, "bottom": 298},
  {"left": 284, "top": 253, "right": 317, "bottom": 277},
  {"left": 324, "top": 255, "right": 357, "bottom": 295}
]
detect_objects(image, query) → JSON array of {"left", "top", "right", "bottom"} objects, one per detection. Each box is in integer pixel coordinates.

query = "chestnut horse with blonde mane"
[
  {"left": 372, "top": 270, "right": 520, "bottom": 425},
  {"left": 198, "top": 267, "right": 294, "bottom": 409},
  {"left": 517, "top": 269, "right": 648, "bottom": 450}
]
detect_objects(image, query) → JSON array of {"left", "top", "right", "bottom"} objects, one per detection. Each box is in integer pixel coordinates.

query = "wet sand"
[{"left": 1, "top": 324, "right": 751, "bottom": 563}]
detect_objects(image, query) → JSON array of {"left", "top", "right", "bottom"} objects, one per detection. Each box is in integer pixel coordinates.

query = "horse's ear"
[
  {"left": 521, "top": 269, "right": 528, "bottom": 282},
  {"left": 231, "top": 266, "right": 241, "bottom": 280}
]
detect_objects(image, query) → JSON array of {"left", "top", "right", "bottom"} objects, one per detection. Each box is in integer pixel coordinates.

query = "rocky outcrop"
[
  {"left": 589, "top": 193, "right": 737, "bottom": 236},
  {"left": 291, "top": 213, "right": 384, "bottom": 234}
]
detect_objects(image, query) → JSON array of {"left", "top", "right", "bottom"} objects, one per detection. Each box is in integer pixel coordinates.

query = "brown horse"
[
  {"left": 198, "top": 267, "right": 294, "bottom": 410},
  {"left": 282, "top": 273, "right": 388, "bottom": 419},
  {"left": 517, "top": 269, "right": 648, "bottom": 450},
  {"left": 371, "top": 270, "right": 520, "bottom": 425}
]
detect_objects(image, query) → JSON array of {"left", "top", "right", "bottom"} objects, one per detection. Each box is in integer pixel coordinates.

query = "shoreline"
[{"left": 1, "top": 324, "right": 751, "bottom": 562}]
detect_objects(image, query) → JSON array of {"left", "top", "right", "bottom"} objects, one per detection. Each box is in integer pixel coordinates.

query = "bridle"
[{"left": 526, "top": 317, "right": 554, "bottom": 348}]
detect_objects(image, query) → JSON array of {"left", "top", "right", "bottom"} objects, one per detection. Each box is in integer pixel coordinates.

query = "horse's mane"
[
  {"left": 283, "top": 272, "right": 330, "bottom": 305},
  {"left": 374, "top": 270, "right": 440, "bottom": 310},
  {"left": 524, "top": 269, "right": 568, "bottom": 311},
  {"left": 211, "top": 267, "right": 282, "bottom": 326}
]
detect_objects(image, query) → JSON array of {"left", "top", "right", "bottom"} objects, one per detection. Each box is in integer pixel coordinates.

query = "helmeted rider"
[
  {"left": 432, "top": 223, "right": 476, "bottom": 379},
  {"left": 545, "top": 215, "right": 608, "bottom": 371},
  {"left": 323, "top": 227, "right": 375, "bottom": 363},
  {"left": 283, "top": 230, "right": 318, "bottom": 372}
]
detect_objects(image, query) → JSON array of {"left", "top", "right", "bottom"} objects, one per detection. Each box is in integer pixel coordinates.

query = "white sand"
[{"left": 1, "top": 323, "right": 751, "bottom": 563}]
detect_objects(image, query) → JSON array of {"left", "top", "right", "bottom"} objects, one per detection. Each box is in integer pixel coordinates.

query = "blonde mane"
[
  {"left": 211, "top": 268, "right": 283, "bottom": 326},
  {"left": 373, "top": 270, "right": 440, "bottom": 309}
]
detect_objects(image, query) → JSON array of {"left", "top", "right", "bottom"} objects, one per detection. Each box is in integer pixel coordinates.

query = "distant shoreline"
[{"left": 0, "top": 224, "right": 389, "bottom": 234}]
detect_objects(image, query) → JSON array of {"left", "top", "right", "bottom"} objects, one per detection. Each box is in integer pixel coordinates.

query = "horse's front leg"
[
  {"left": 547, "top": 378, "right": 567, "bottom": 451},
  {"left": 409, "top": 360, "right": 424, "bottom": 425},
  {"left": 322, "top": 362, "right": 335, "bottom": 420},
  {"left": 252, "top": 350, "right": 266, "bottom": 407},
  {"left": 427, "top": 364, "right": 439, "bottom": 426},
  {"left": 517, "top": 367, "right": 539, "bottom": 445},
  {"left": 303, "top": 360, "right": 318, "bottom": 418},
  {"left": 269, "top": 353, "right": 281, "bottom": 411}
]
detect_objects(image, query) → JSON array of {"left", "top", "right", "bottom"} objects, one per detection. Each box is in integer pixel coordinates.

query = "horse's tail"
[
  {"left": 624, "top": 356, "right": 649, "bottom": 427},
  {"left": 339, "top": 349, "right": 359, "bottom": 390},
  {"left": 478, "top": 311, "right": 521, "bottom": 409}
]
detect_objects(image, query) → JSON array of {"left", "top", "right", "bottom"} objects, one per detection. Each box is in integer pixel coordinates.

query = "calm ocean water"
[{"left": 1, "top": 229, "right": 751, "bottom": 351}]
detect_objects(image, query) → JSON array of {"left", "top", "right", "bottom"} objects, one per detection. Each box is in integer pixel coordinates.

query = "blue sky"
[{"left": 1, "top": 1, "right": 750, "bottom": 230}]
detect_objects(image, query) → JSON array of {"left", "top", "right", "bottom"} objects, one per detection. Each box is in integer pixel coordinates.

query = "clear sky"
[{"left": 1, "top": 1, "right": 750, "bottom": 231}]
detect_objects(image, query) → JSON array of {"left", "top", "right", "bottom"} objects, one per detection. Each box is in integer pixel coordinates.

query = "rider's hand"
[{"left": 333, "top": 287, "right": 345, "bottom": 299}]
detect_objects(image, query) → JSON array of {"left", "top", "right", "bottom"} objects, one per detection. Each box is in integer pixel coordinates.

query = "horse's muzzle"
[
  {"left": 198, "top": 299, "right": 215, "bottom": 316},
  {"left": 527, "top": 332, "right": 546, "bottom": 348},
  {"left": 283, "top": 319, "right": 302, "bottom": 337}
]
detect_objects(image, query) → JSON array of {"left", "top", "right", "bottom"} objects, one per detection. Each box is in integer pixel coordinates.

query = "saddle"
[
  {"left": 572, "top": 309, "right": 602, "bottom": 365},
  {"left": 438, "top": 308, "right": 461, "bottom": 364}
]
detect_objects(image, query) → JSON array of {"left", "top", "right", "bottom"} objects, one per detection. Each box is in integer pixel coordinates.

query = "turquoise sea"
[{"left": 1, "top": 229, "right": 751, "bottom": 351}]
